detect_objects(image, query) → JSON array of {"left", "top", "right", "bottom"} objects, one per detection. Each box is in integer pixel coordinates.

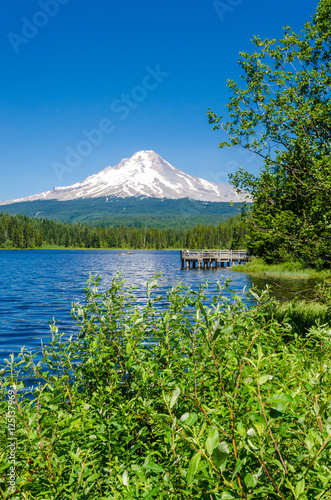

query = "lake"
[{"left": 0, "top": 250, "right": 318, "bottom": 365}]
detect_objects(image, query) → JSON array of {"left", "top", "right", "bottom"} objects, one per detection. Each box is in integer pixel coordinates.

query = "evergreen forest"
[{"left": 0, "top": 212, "right": 247, "bottom": 250}]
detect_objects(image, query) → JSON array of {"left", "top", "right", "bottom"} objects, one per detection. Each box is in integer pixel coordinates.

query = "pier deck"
[{"left": 180, "top": 250, "right": 248, "bottom": 269}]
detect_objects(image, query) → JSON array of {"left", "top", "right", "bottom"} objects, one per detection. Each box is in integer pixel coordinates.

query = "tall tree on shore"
[{"left": 208, "top": 0, "right": 331, "bottom": 266}]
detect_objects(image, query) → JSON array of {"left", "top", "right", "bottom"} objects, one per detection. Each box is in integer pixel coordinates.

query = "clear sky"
[{"left": 1, "top": 0, "right": 318, "bottom": 201}]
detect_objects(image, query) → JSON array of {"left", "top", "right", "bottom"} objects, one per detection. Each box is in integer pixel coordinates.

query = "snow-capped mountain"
[{"left": 0, "top": 151, "right": 250, "bottom": 205}]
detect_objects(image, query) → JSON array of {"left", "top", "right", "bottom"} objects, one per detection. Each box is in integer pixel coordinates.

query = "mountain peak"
[
  {"left": 0, "top": 151, "right": 251, "bottom": 205},
  {"left": 132, "top": 150, "right": 158, "bottom": 157},
  {"left": 114, "top": 150, "right": 174, "bottom": 172}
]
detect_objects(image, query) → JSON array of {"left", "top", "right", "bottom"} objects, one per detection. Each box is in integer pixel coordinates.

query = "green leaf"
[
  {"left": 122, "top": 469, "right": 129, "bottom": 486},
  {"left": 267, "top": 393, "right": 294, "bottom": 404},
  {"left": 183, "top": 413, "right": 198, "bottom": 426},
  {"left": 212, "top": 441, "right": 229, "bottom": 467},
  {"left": 267, "top": 393, "right": 294, "bottom": 412},
  {"left": 131, "top": 464, "right": 145, "bottom": 481},
  {"left": 143, "top": 463, "right": 164, "bottom": 473},
  {"left": 232, "top": 457, "right": 244, "bottom": 479},
  {"left": 212, "top": 321, "right": 233, "bottom": 341},
  {"left": 144, "top": 486, "right": 161, "bottom": 499},
  {"left": 221, "top": 325, "right": 233, "bottom": 335},
  {"left": 180, "top": 412, "right": 190, "bottom": 423},
  {"left": 257, "top": 345, "right": 263, "bottom": 361},
  {"left": 295, "top": 478, "right": 305, "bottom": 498},
  {"left": 205, "top": 427, "right": 219, "bottom": 455},
  {"left": 198, "top": 301, "right": 209, "bottom": 327},
  {"left": 85, "top": 473, "right": 100, "bottom": 483},
  {"left": 211, "top": 319, "right": 222, "bottom": 339},
  {"left": 257, "top": 375, "right": 270, "bottom": 385},
  {"left": 221, "top": 493, "right": 234, "bottom": 499},
  {"left": 247, "top": 427, "right": 257, "bottom": 438},
  {"left": 237, "top": 422, "right": 245, "bottom": 435},
  {"left": 187, "top": 453, "right": 201, "bottom": 485},
  {"left": 170, "top": 387, "right": 180, "bottom": 408},
  {"left": 244, "top": 473, "right": 257, "bottom": 488}
]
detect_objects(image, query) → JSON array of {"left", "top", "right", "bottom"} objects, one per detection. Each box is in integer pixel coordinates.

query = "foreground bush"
[{"left": 0, "top": 275, "right": 331, "bottom": 499}]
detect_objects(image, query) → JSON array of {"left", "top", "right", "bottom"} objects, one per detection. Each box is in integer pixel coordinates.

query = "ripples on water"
[
  {"left": 0, "top": 250, "right": 317, "bottom": 365},
  {"left": 0, "top": 250, "right": 252, "bottom": 364}
]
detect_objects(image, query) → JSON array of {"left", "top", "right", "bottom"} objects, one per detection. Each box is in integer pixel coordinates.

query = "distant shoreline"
[{"left": 0, "top": 247, "right": 184, "bottom": 251}]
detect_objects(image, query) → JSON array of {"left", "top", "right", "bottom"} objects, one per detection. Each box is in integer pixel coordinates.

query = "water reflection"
[{"left": 248, "top": 274, "right": 319, "bottom": 301}]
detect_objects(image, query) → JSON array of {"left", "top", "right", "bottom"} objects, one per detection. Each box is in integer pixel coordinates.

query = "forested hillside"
[
  {"left": 0, "top": 212, "right": 246, "bottom": 250},
  {"left": 0, "top": 197, "right": 244, "bottom": 229}
]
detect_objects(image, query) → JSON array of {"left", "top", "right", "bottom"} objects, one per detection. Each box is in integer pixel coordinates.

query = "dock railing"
[
  {"left": 180, "top": 249, "right": 249, "bottom": 268},
  {"left": 181, "top": 250, "right": 248, "bottom": 260}
]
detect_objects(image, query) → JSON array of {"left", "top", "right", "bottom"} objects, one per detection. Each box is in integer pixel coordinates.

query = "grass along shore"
[{"left": 232, "top": 257, "right": 331, "bottom": 278}]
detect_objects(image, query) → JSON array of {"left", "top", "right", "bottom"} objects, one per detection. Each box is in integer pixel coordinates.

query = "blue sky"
[{"left": 0, "top": 0, "right": 318, "bottom": 200}]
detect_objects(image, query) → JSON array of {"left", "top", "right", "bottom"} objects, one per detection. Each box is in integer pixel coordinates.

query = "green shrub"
[{"left": 1, "top": 275, "right": 331, "bottom": 499}]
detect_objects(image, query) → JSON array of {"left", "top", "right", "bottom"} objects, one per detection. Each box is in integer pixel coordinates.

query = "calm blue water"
[
  {"left": 0, "top": 250, "right": 252, "bottom": 364},
  {"left": 0, "top": 250, "right": 318, "bottom": 367}
]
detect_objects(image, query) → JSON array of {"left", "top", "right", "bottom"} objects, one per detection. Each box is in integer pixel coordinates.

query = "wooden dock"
[{"left": 180, "top": 250, "right": 248, "bottom": 269}]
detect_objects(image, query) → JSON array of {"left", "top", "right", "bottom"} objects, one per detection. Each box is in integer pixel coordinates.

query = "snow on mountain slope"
[{"left": 0, "top": 151, "right": 251, "bottom": 205}]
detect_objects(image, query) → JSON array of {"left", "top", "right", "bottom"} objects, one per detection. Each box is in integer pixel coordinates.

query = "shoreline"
[
  {"left": 232, "top": 260, "right": 330, "bottom": 279},
  {"left": 0, "top": 247, "right": 185, "bottom": 251}
]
